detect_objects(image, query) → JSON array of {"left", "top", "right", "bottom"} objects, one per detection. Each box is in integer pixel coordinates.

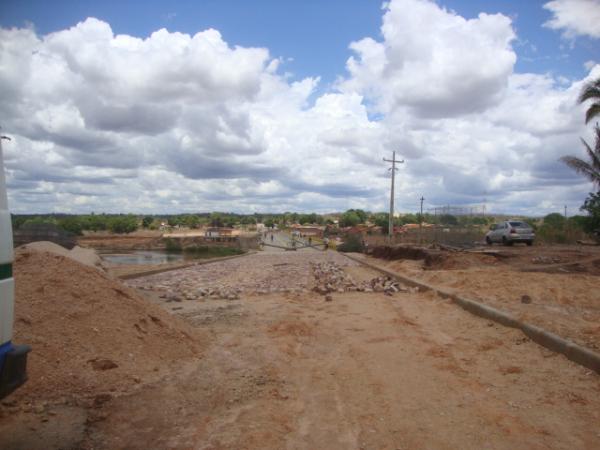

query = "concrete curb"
[
  {"left": 343, "top": 253, "right": 600, "bottom": 375},
  {"left": 118, "top": 251, "right": 256, "bottom": 280}
]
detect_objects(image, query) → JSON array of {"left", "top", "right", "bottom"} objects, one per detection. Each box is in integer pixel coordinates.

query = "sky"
[{"left": 1, "top": 0, "right": 599, "bottom": 216}]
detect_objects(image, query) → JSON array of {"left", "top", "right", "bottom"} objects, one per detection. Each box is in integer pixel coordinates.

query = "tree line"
[
  {"left": 14, "top": 209, "right": 583, "bottom": 238},
  {"left": 10, "top": 212, "right": 325, "bottom": 235},
  {"left": 560, "top": 77, "right": 600, "bottom": 238}
]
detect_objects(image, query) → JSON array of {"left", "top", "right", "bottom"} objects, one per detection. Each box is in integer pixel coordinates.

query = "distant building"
[
  {"left": 402, "top": 223, "right": 420, "bottom": 230},
  {"left": 343, "top": 224, "right": 382, "bottom": 236},
  {"left": 204, "top": 227, "right": 239, "bottom": 241},
  {"left": 400, "top": 223, "right": 435, "bottom": 232},
  {"left": 290, "top": 225, "right": 325, "bottom": 237}
]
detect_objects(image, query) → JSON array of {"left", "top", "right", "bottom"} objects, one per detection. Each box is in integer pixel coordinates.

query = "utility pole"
[
  {"left": 564, "top": 205, "right": 567, "bottom": 218},
  {"left": 419, "top": 196, "right": 425, "bottom": 244},
  {"left": 433, "top": 207, "right": 438, "bottom": 243},
  {"left": 383, "top": 151, "right": 404, "bottom": 242}
]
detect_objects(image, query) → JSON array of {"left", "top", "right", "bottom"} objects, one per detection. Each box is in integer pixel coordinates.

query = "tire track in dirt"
[{"left": 75, "top": 254, "right": 600, "bottom": 449}]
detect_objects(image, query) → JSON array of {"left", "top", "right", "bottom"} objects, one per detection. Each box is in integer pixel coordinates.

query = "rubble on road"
[
  {"left": 531, "top": 256, "right": 562, "bottom": 264},
  {"left": 311, "top": 261, "right": 418, "bottom": 296},
  {"left": 128, "top": 252, "right": 415, "bottom": 303},
  {"left": 127, "top": 252, "right": 357, "bottom": 301}
]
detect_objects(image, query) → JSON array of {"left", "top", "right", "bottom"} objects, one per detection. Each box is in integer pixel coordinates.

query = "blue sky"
[
  {"left": 1, "top": 0, "right": 597, "bottom": 85},
  {"left": 1, "top": 1, "right": 382, "bottom": 86},
  {"left": 0, "top": 0, "right": 599, "bottom": 215}
]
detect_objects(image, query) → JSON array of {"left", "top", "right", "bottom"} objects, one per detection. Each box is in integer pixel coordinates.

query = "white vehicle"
[
  {"left": 486, "top": 220, "right": 535, "bottom": 246},
  {"left": 0, "top": 135, "right": 30, "bottom": 399}
]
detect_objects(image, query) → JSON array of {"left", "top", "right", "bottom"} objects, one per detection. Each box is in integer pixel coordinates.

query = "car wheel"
[
  {"left": 526, "top": 240, "right": 533, "bottom": 246},
  {"left": 486, "top": 237, "right": 492, "bottom": 246}
]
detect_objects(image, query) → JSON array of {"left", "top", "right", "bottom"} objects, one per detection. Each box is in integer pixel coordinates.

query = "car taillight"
[{"left": 510, "top": 228, "right": 517, "bottom": 234}]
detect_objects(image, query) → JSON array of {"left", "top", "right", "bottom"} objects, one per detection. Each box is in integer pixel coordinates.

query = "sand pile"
[
  {"left": 18, "top": 241, "right": 106, "bottom": 271},
  {"left": 12, "top": 248, "right": 203, "bottom": 403}
]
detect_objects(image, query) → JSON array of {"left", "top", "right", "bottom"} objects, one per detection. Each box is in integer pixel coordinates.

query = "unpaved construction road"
[
  {"left": 106, "top": 252, "right": 600, "bottom": 449},
  {"left": 3, "top": 249, "right": 600, "bottom": 449}
]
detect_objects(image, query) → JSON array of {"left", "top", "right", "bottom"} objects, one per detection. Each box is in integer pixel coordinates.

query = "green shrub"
[
  {"left": 108, "top": 215, "right": 138, "bottom": 234},
  {"left": 183, "top": 245, "right": 244, "bottom": 258},
  {"left": 543, "top": 213, "right": 566, "bottom": 229},
  {"left": 58, "top": 217, "right": 83, "bottom": 236},
  {"left": 581, "top": 192, "right": 600, "bottom": 239},
  {"left": 164, "top": 238, "right": 183, "bottom": 252},
  {"left": 142, "top": 216, "right": 154, "bottom": 228},
  {"left": 337, "top": 234, "right": 364, "bottom": 253}
]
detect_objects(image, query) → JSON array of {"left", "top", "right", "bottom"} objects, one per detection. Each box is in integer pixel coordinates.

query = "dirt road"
[
  {"left": 2, "top": 250, "right": 599, "bottom": 449},
  {"left": 96, "top": 252, "right": 600, "bottom": 449},
  {"left": 369, "top": 246, "right": 600, "bottom": 351}
]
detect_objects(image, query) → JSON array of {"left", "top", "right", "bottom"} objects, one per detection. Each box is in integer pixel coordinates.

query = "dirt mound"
[
  {"left": 78, "top": 234, "right": 164, "bottom": 251},
  {"left": 424, "top": 252, "right": 498, "bottom": 270},
  {"left": 18, "top": 241, "right": 105, "bottom": 271},
  {"left": 12, "top": 249, "right": 203, "bottom": 404},
  {"left": 370, "top": 245, "right": 497, "bottom": 270},
  {"left": 18, "top": 241, "right": 71, "bottom": 257},
  {"left": 371, "top": 245, "right": 431, "bottom": 260}
]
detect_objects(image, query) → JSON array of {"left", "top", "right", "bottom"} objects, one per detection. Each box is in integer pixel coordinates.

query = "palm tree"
[
  {"left": 579, "top": 78, "right": 600, "bottom": 124},
  {"left": 560, "top": 77, "right": 600, "bottom": 188},
  {"left": 560, "top": 125, "right": 600, "bottom": 188}
]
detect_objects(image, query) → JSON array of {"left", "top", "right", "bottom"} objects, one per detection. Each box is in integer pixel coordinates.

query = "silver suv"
[{"left": 486, "top": 220, "right": 535, "bottom": 246}]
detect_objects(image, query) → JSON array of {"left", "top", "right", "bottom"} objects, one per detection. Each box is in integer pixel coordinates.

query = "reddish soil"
[
  {"left": 8, "top": 249, "right": 203, "bottom": 403},
  {"left": 368, "top": 244, "right": 600, "bottom": 350},
  {"left": 371, "top": 244, "right": 600, "bottom": 274},
  {"left": 1, "top": 249, "right": 599, "bottom": 449},
  {"left": 64, "top": 290, "right": 600, "bottom": 449},
  {"left": 78, "top": 234, "right": 164, "bottom": 251}
]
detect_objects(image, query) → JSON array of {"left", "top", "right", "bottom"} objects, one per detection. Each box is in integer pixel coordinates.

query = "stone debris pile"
[
  {"left": 155, "top": 286, "right": 243, "bottom": 302},
  {"left": 531, "top": 256, "right": 562, "bottom": 264},
  {"left": 311, "top": 262, "right": 418, "bottom": 296},
  {"left": 127, "top": 252, "right": 413, "bottom": 303},
  {"left": 127, "top": 252, "right": 355, "bottom": 301},
  {"left": 135, "top": 277, "right": 250, "bottom": 301},
  {"left": 367, "top": 276, "right": 420, "bottom": 295}
]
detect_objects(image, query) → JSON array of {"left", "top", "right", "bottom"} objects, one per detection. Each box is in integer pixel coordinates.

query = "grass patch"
[
  {"left": 163, "top": 237, "right": 244, "bottom": 258},
  {"left": 336, "top": 234, "right": 364, "bottom": 253},
  {"left": 182, "top": 245, "right": 245, "bottom": 258},
  {"left": 164, "top": 238, "right": 183, "bottom": 252}
]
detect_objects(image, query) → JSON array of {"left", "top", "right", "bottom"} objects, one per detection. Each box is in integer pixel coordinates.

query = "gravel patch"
[{"left": 127, "top": 251, "right": 359, "bottom": 300}]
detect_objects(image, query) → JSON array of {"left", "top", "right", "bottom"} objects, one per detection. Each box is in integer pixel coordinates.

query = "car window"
[
  {"left": 490, "top": 224, "right": 498, "bottom": 230},
  {"left": 509, "top": 221, "right": 526, "bottom": 227}
]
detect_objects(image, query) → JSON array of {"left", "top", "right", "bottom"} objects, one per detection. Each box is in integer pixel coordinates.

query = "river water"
[{"left": 100, "top": 250, "right": 193, "bottom": 265}]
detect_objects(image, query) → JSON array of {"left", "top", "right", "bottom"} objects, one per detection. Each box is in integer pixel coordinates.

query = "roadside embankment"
[{"left": 344, "top": 252, "right": 600, "bottom": 374}]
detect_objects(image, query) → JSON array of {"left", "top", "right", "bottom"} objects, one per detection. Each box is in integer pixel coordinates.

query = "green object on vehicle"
[{"left": 0, "top": 263, "right": 12, "bottom": 280}]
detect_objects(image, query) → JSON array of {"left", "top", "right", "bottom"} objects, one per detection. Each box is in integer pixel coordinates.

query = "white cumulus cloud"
[
  {"left": 0, "top": 1, "right": 597, "bottom": 216},
  {"left": 340, "top": 0, "right": 516, "bottom": 117},
  {"left": 544, "top": 0, "right": 600, "bottom": 39}
]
